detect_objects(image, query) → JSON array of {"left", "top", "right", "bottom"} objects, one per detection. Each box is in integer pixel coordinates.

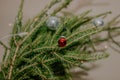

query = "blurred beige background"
[{"left": 0, "top": 0, "right": 120, "bottom": 80}]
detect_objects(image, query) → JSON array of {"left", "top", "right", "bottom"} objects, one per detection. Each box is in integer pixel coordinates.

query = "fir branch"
[
  {"left": 81, "top": 53, "right": 109, "bottom": 61},
  {"left": 64, "top": 27, "right": 102, "bottom": 49},
  {"left": 42, "top": 63, "right": 54, "bottom": 79},
  {"left": 28, "top": 53, "right": 43, "bottom": 63},
  {"left": 12, "top": 0, "right": 24, "bottom": 34},
  {"left": 2, "top": 48, "right": 8, "bottom": 65},
  {"left": 108, "top": 27, "right": 120, "bottom": 47},
  {"left": 103, "top": 26, "right": 120, "bottom": 31},
  {"left": 79, "top": 10, "right": 92, "bottom": 18},
  {"left": 27, "top": 0, "right": 61, "bottom": 31},
  {"left": 16, "top": 62, "right": 53, "bottom": 80},
  {"left": 88, "top": 37, "right": 96, "bottom": 52},
  {"left": 52, "top": 0, "right": 72, "bottom": 15},
  {"left": 0, "top": 67, "right": 6, "bottom": 80},
  {"left": 73, "top": 18, "right": 90, "bottom": 29},
  {"left": 23, "top": 19, "right": 31, "bottom": 32},
  {"left": 53, "top": 52, "right": 79, "bottom": 66},
  {"left": 67, "top": 26, "right": 96, "bottom": 40},
  {"left": 10, "top": 0, "right": 24, "bottom": 47},
  {"left": 34, "top": 66, "right": 48, "bottom": 80},
  {"left": 1, "top": 0, "right": 120, "bottom": 80},
  {"left": 70, "top": 10, "right": 92, "bottom": 30},
  {"left": 44, "top": 58, "right": 57, "bottom": 65},
  {"left": 8, "top": 46, "right": 19, "bottom": 80},
  {"left": 15, "top": 62, "right": 38, "bottom": 76},
  {"left": 50, "top": 18, "right": 69, "bottom": 45},
  {"left": 33, "top": 46, "right": 56, "bottom": 53},
  {"left": 35, "top": 0, "right": 61, "bottom": 19},
  {"left": 62, "top": 63, "right": 72, "bottom": 80},
  {"left": 0, "top": 41, "right": 10, "bottom": 49},
  {"left": 43, "top": 32, "right": 53, "bottom": 46},
  {"left": 93, "top": 26, "right": 120, "bottom": 44},
  {"left": 19, "top": 46, "right": 56, "bottom": 58},
  {"left": 109, "top": 15, "right": 120, "bottom": 25},
  {"left": 109, "top": 43, "right": 120, "bottom": 53},
  {"left": 18, "top": 34, "right": 42, "bottom": 55},
  {"left": 17, "top": 70, "right": 32, "bottom": 80},
  {"left": 64, "top": 53, "right": 109, "bottom": 62},
  {"left": 20, "top": 17, "right": 48, "bottom": 46},
  {"left": 106, "top": 15, "right": 120, "bottom": 48},
  {"left": 32, "top": 35, "right": 42, "bottom": 45},
  {"left": 92, "top": 11, "right": 112, "bottom": 18}
]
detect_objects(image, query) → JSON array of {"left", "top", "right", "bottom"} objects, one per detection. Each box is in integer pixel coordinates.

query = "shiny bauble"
[
  {"left": 46, "top": 16, "right": 61, "bottom": 30},
  {"left": 58, "top": 36, "right": 67, "bottom": 47},
  {"left": 93, "top": 18, "right": 104, "bottom": 27}
]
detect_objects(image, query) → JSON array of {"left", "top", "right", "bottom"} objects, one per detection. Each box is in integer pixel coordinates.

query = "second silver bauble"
[
  {"left": 46, "top": 16, "right": 61, "bottom": 30},
  {"left": 93, "top": 18, "right": 104, "bottom": 27}
]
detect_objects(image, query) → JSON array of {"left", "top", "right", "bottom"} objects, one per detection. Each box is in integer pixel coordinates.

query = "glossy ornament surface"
[
  {"left": 46, "top": 16, "right": 60, "bottom": 30},
  {"left": 93, "top": 18, "right": 104, "bottom": 27},
  {"left": 58, "top": 36, "right": 67, "bottom": 47}
]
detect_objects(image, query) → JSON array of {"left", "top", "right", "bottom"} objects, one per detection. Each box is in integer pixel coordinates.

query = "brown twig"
[
  {"left": 8, "top": 46, "right": 19, "bottom": 80},
  {"left": 0, "top": 41, "right": 10, "bottom": 49}
]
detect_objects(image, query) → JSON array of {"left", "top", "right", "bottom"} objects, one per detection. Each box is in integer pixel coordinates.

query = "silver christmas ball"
[
  {"left": 93, "top": 18, "right": 104, "bottom": 27},
  {"left": 46, "top": 16, "right": 61, "bottom": 30}
]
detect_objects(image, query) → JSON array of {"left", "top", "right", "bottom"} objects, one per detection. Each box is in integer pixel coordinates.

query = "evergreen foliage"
[{"left": 0, "top": 0, "right": 120, "bottom": 80}]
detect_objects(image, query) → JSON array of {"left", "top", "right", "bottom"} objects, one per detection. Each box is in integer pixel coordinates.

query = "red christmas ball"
[{"left": 58, "top": 37, "right": 67, "bottom": 47}]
